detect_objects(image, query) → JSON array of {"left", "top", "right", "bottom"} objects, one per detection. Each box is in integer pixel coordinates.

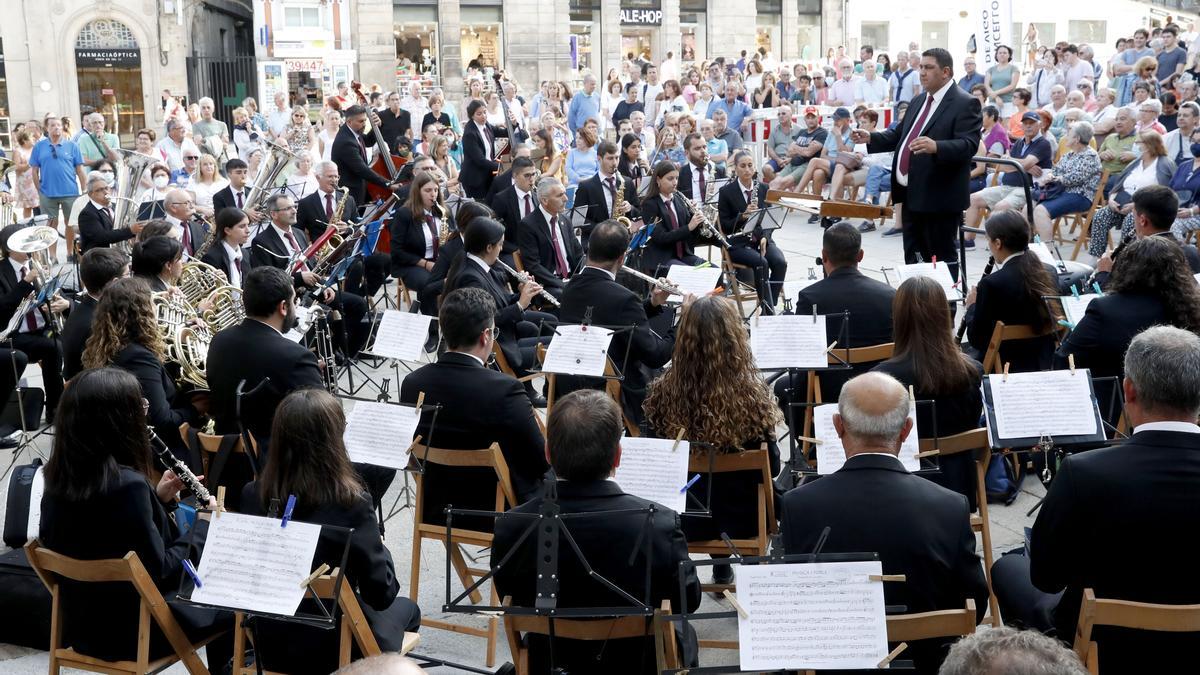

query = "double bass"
[
  {"left": 350, "top": 81, "right": 407, "bottom": 252},
  {"left": 492, "top": 71, "right": 519, "bottom": 171}
]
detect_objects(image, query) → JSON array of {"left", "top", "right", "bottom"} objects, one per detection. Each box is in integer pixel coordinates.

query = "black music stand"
[{"left": 786, "top": 398, "right": 942, "bottom": 479}]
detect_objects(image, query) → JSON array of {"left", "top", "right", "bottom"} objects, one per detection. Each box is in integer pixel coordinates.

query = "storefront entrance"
[{"left": 75, "top": 20, "right": 145, "bottom": 145}]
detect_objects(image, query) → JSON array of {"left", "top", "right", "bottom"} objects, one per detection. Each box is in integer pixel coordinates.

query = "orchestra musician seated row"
[
  {"left": 297, "top": 160, "right": 389, "bottom": 300},
  {"left": 199, "top": 207, "right": 251, "bottom": 289},
  {"left": 62, "top": 247, "right": 129, "bottom": 381},
  {"left": 717, "top": 149, "right": 787, "bottom": 308}
]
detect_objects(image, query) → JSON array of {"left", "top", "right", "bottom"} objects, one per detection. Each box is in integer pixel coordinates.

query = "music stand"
[
  {"left": 786, "top": 399, "right": 941, "bottom": 479},
  {"left": 565, "top": 203, "right": 593, "bottom": 241}
]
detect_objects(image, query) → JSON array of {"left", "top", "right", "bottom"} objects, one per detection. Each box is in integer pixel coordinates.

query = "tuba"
[
  {"left": 108, "top": 149, "right": 158, "bottom": 251},
  {"left": 244, "top": 142, "right": 302, "bottom": 217}
]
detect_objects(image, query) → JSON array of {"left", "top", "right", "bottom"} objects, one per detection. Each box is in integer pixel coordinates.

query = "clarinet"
[
  {"left": 955, "top": 255, "right": 995, "bottom": 342},
  {"left": 148, "top": 426, "right": 212, "bottom": 503}
]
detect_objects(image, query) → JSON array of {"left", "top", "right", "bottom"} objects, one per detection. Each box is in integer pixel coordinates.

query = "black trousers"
[
  {"left": 727, "top": 239, "right": 788, "bottom": 307},
  {"left": 991, "top": 551, "right": 1062, "bottom": 634},
  {"left": 344, "top": 253, "right": 390, "bottom": 299},
  {"left": 0, "top": 348, "right": 28, "bottom": 420},
  {"left": 11, "top": 331, "right": 63, "bottom": 420},
  {"left": 325, "top": 289, "right": 370, "bottom": 356},
  {"left": 901, "top": 207, "right": 963, "bottom": 281}
]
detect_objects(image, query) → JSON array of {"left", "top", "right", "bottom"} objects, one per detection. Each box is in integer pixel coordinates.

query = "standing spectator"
[
  {"left": 682, "top": 68, "right": 702, "bottom": 104},
  {"left": 700, "top": 119, "right": 729, "bottom": 172},
  {"left": 602, "top": 79, "right": 625, "bottom": 132},
  {"left": 241, "top": 97, "right": 268, "bottom": 132},
  {"left": 13, "top": 127, "right": 42, "bottom": 219},
  {"left": 1023, "top": 23, "right": 1040, "bottom": 69},
  {"left": 611, "top": 82, "right": 643, "bottom": 128},
  {"left": 854, "top": 61, "right": 888, "bottom": 104},
  {"left": 1160, "top": 92, "right": 1180, "bottom": 132},
  {"left": 565, "top": 127, "right": 599, "bottom": 192},
  {"left": 265, "top": 92, "right": 291, "bottom": 139},
  {"left": 1061, "top": 45, "right": 1093, "bottom": 92},
  {"left": 875, "top": 53, "right": 892, "bottom": 78},
  {"left": 1157, "top": 26, "right": 1189, "bottom": 82},
  {"left": 77, "top": 113, "right": 118, "bottom": 164},
  {"left": 1079, "top": 44, "right": 1102, "bottom": 82},
  {"left": 658, "top": 79, "right": 690, "bottom": 122},
  {"left": 890, "top": 52, "right": 921, "bottom": 105},
  {"left": 1164, "top": 101, "right": 1198, "bottom": 164},
  {"left": 230, "top": 107, "right": 263, "bottom": 162},
  {"left": 283, "top": 106, "right": 319, "bottom": 161},
  {"left": 638, "top": 64, "right": 663, "bottom": 125},
  {"left": 567, "top": 73, "right": 601, "bottom": 134},
  {"left": 1026, "top": 52, "right": 1063, "bottom": 109},
  {"left": 30, "top": 116, "right": 86, "bottom": 259},
  {"left": 191, "top": 97, "right": 230, "bottom": 162},
  {"left": 827, "top": 60, "right": 859, "bottom": 106},
  {"left": 188, "top": 153, "right": 228, "bottom": 219},
  {"left": 659, "top": 50, "right": 679, "bottom": 83},
  {"left": 986, "top": 45, "right": 1021, "bottom": 118},
  {"left": 155, "top": 119, "right": 199, "bottom": 172},
  {"left": 958, "top": 55, "right": 984, "bottom": 92},
  {"left": 399, "top": 81, "right": 430, "bottom": 128}
]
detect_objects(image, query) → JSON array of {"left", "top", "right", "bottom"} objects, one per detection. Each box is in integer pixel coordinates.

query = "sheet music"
[
  {"left": 368, "top": 310, "right": 433, "bottom": 362},
  {"left": 666, "top": 264, "right": 723, "bottom": 297},
  {"left": 343, "top": 400, "right": 420, "bottom": 469},
  {"left": 191, "top": 512, "right": 321, "bottom": 616},
  {"left": 781, "top": 278, "right": 819, "bottom": 305},
  {"left": 812, "top": 403, "right": 920, "bottom": 474},
  {"left": 26, "top": 465, "right": 44, "bottom": 541},
  {"left": 750, "top": 314, "right": 829, "bottom": 369},
  {"left": 541, "top": 324, "right": 614, "bottom": 377},
  {"left": 1060, "top": 294, "right": 1098, "bottom": 326},
  {"left": 1193, "top": 272, "right": 1200, "bottom": 285},
  {"left": 612, "top": 437, "right": 690, "bottom": 513},
  {"left": 1029, "top": 241, "right": 1058, "bottom": 266},
  {"left": 283, "top": 305, "right": 311, "bottom": 343},
  {"left": 737, "top": 560, "right": 889, "bottom": 671},
  {"left": 989, "top": 370, "right": 1099, "bottom": 440},
  {"left": 895, "top": 262, "right": 962, "bottom": 301}
]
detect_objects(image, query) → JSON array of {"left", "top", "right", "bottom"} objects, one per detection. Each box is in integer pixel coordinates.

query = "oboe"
[
  {"left": 494, "top": 259, "right": 562, "bottom": 308},
  {"left": 148, "top": 426, "right": 212, "bottom": 503},
  {"left": 621, "top": 265, "right": 683, "bottom": 295}
]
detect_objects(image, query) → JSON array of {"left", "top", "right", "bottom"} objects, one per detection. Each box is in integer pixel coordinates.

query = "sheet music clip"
[
  {"left": 1037, "top": 433, "right": 1056, "bottom": 484},
  {"left": 812, "top": 304, "right": 818, "bottom": 324},
  {"left": 1068, "top": 353, "right": 1076, "bottom": 375},
  {"left": 878, "top": 642, "right": 909, "bottom": 668},
  {"left": 580, "top": 306, "right": 593, "bottom": 331},
  {"left": 722, "top": 589, "right": 749, "bottom": 619}
]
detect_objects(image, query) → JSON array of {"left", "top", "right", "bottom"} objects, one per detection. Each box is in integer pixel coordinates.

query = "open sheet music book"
[
  {"left": 612, "top": 436, "right": 690, "bottom": 513},
  {"left": 368, "top": 310, "right": 434, "bottom": 362},
  {"left": 541, "top": 324, "right": 614, "bottom": 377},
  {"left": 343, "top": 400, "right": 421, "bottom": 469},
  {"left": 983, "top": 369, "right": 1106, "bottom": 448},
  {"left": 666, "top": 264, "right": 723, "bottom": 298},
  {"left": 749, "top": 314, "right": 829, "bottom": 369}
]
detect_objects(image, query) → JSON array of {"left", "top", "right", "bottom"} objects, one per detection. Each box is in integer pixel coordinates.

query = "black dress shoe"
[
  {"left": 807, "top": 213, "right": 821, "bottom": 224},
  {"left": 494, "top": 663, "right": 517, "bottom": 675},
  {"left": 424, "top": 333, "right": 440, "bottom": 353},
  {"left": 528, "top": 395, "right": 547, "bottom": 408},
  {"left": 858, "top": 220, "right": 876, "bottom": 232},
  {"left": 711, "top": 563, "right": 734, "bottom": 585}
]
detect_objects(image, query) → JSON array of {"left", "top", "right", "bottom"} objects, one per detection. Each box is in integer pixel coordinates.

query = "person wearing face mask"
[{"left": 137, "top": 164, "right": 172, "bottom": 220}]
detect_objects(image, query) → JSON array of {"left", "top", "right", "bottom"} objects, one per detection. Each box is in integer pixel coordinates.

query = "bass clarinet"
[
  {"left": 148, "top": 426, "right": 212, "bottom": 503},
  {"left": 494, "top": 259, "right": 562, "bottom": 308}
]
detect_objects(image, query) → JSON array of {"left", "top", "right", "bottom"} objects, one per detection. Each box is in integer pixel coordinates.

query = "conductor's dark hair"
[
  {"left": 439, "top": 287, "right": 495, "bottom": 351},
  {"left": 243, "top": 266, "right": 295, "bottom": 318},
  {"left": 343, "top": 104, "right": 367, "bottom": 118},
  {"left": 466, "top": 99, "right": 486, "bottom": 119},
  {"left": 822, "top": 222, "right": 862, "bottom": 267},
  {"left": 80, "top": 247, "right": 129, "bottom": 295},
  {"left": 43, "top": 367, "right": 152, "bottom": 501},
  {"left": 983, "top": 211, "right": 1057, "bottom": 332},
  {"left": 923, "top": 47, "right": 954, "bottom": 71},
  {"left": 130, "top": 235, "right": 181, "bottom": 278},
  {"left": 587, "top": 220, "right": 631, "bottom": 264},
  {"left": 1132, "top": 185, "right": 1179, "bottom": 232},
  {"left": 547, "top": 389, "right": 622, "bottom": 481},
  {"left": 462, "top": 217, "right": 506, "bottom": 255}
]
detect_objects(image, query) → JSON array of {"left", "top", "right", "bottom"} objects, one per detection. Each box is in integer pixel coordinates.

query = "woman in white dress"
[{"left": 317, "top": 109, "right": 343, "bottom": 163}]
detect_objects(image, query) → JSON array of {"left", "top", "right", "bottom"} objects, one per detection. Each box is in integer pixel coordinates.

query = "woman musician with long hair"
[
  {"left": 240, "top": 389, "right": 421, "bottom": 673},
  {"left": 717, "top": 150, "right": 788, "bottom": 309},
  {"left": 199, "top": 207, "right": 251, "bottom": 288},
  {"left": 618, "top": 133, "right": 651, "bottom": 185},
  {"left": 38, "top": 367, "right": 229, "bottom": 669},
  {"left": 389, "top": 171, "right": 448, "bottom": 317},
  {"left": 644, "top": 295, "right": 783, "bottom": 585},
  {"left": 639, "top": 160, "right": 706, "bottom": 276},
  {"left": 963, "top": 211, "right": 1060, "bottom": 373}
]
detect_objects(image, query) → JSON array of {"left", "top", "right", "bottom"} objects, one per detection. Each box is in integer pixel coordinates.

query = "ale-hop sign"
[{"left": 621, "top": 8, "right": 663, "bottom": 25}]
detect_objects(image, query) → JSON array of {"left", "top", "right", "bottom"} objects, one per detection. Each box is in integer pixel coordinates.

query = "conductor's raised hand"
[{"left": 850, "top": 129, "right": 871, "bottom": 144}]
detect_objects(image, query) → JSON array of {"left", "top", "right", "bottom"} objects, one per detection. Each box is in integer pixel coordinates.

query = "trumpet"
[
  {"left": 494, "top": 259, "right": 561, "bottom": 308},
  {"left": 621, "top": 265, "right": 682, "bottom": 295}
]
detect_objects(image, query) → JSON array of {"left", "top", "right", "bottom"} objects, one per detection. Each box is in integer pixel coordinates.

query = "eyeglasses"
[
  {"left": 184, "top": 156, "right": 199, "bottom": 160},
  {"left": 273, "top": 205, "right": 297, "bottom": 212}
]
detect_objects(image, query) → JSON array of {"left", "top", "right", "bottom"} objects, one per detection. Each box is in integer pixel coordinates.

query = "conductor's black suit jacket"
[{"left": 866, "top": 82, "right": 982, "bottom": 212}]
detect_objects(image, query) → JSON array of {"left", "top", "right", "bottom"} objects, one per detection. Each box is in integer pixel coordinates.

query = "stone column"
[
  {"left": 707, "top": 0, "right": 757, "bottom": 62},
  {"left": 822, "top": 0, "right": 844, "bottom": 56},
  {"left": 502, "top": 0, "right": 571, "bottom": 94},
  {"left": 355, "top": 0, "right": 397, "bottom": 89},
  {"left": 659, "top": 0, "right": 681, "bottom": 65},
  {"left": 781, "top": 0, "right": 801, "bottom": 60},
  {"left": 438, "top": 0, "right": 464, "bottom": 105},
  {"left": 600, "top": 0, "right": 622, "bottom": 78}
]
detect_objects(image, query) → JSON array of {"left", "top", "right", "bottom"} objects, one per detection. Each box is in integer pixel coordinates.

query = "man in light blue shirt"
[
  {"left": 706, "top": 84, "right": 752, "bottom": 135},
  {"left": 568, "top": 73, "right": 601, "bottom": 134}
]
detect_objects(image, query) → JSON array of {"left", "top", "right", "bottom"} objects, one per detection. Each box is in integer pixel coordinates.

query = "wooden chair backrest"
[
  {"left": 179, "top": 423, "right": 258, "bottom": 476},
  {"left": 981, "top": 321, "right": 1055, "bottom": 374},
  {"left": 512, "top": 250, "right": 526, "bottom": 273},
  {"left": 917, "top": 428, "right": 989, "bottom": 458},
  {"left": 886, "top": 600, "right": 977, "bottom": 643},
  {"left": 1073, "top": 588, "right": 1200, "bottom": 668},
  {"left": 826, "top": 342, "right": 896, "bottom": 366},
  {"left": 412, "top": 442, "right": 517, "bottom": 525},
  {"left": 535, "top": 343, "right": 635, "bottom": 436},
  {"left": 686, "top": 444, "right": 776, "bottom": 533}
]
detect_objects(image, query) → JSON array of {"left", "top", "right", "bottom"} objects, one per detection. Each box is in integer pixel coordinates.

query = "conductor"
[{"left": 851, "top": 48, "right": 981, "bottom": 276}]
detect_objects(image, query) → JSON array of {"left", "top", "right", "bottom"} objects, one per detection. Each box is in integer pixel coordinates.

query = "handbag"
[{"left": 1032, "top": 181, "right": 1066, "bottom": 203}]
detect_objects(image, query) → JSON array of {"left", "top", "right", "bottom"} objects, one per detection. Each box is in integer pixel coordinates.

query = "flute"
[
  {"left": 148, "top": 426, "right": 212, "bottom": 504},
  {"left": 621, "top": 265, "right": 683, "bottom": 295},
  {"left": 494, "top": 259, "right": 562, "bottom": 308}
]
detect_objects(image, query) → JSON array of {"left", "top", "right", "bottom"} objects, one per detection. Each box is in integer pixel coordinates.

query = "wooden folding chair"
[
  {"left": 1072, "top": 588, "right": 1200, "bottom": 674},
  {"left": 918, "top": 428, "right": 1001, "bottom": 627},
  {"left": 232, "top": 573, "right": 420, "bottom": 674},
  {"left": 980, "top": 321, "right": 1056, "bottom": 375},
  {"left": 535, "top": 343, "right": 637, "bottom": 437},
  {"left": 179, "top": 423, "right": 259, "bottom": 500},
  {"left": 719, "top": 246, "right": 762, "bottom": 318},
  {"left": 1068, "top": 170, "right": 1111, "bottom": 260},
  {"left": 409, "top": 442, "right": 517, "bottom": 667},
  {"left": 501, "top": 597, "right": 679, "bottom": 674},
  {"left": 886, "top": 599, "right": 978, "bottom": 642},
  {"left": 25, "top": 540, "right": 224, "bottom": 675},
  {"left": 797, "top": 343, "right": 896, "bottom": 463}
]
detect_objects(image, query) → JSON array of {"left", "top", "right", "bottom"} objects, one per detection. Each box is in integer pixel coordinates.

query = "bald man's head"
[{"left": 833, "top": 373, "right": 913, "bottom": 456}]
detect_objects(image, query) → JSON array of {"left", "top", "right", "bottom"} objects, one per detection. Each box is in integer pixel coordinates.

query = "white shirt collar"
[
  {"left": 166, "top": 214, "right": 183, "bottom": 227},
  {"left": 451, "top": 350, "right": 486, "bottom": 367},
  {"left": 927, "top": 77, "right": 956, "bottom": 107},
  {"left": 272, "top": 223, "right": 299, "bottom": 248},
  {"left": 222, "top": 240, "right": 242, "bottom": 261},
  {"left": 994, "top": 250, "right": 1024, "bottom": 270},
  {"left": 514, "top": 185, "right": 530, "bottom": 201},
  {"left": 8, "top": 258, "right": 26, "bottom": 276},
  {"left": 251, "top": 317, "right": 284, "bottom": 336},
  {"left": 467, "top": 253, "right": 492, "bottom": 272},
  {"left": 1133, "top": 421, "right": 1200, "bottom": 434},
  {"left": 585, "top": 264, "right": 616, "bottom": 280},
  {"left": 90, "top": 199, "right": 108, "bottom": 211},
  {"left": 539, "top": 205, "right": 557, "bottom": 224}
]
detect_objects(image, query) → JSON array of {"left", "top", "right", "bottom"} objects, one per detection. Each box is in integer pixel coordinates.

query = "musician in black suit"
[
  {"left": 211, "top": 158, "right": 258, "bottom": 219},
  {"left": 297, "top": 160, "right": 389, "bottom": 299},
  {"left": 38, "top": 368, "right": 230, "bottom": 669},
  {"left": 676, "top": 132, "right": 725, "bottom": 201},
  {"left": 853, "top": 48, "right": 982, "bottom": 275},
  {"left": 0, "top": 223, "right": 68, "bottom": 424},
  {"left": 240, "top": 389, "right": 420, "bottom": 674},
  {"left": 964, "top": 211, "right": 1058, "bottom": 373},
  {"left": 493, "top": 390, "right": 701, "bottom": 672},
  {"left": 459, "top": 99, "right": 509, "bottom": 199},
  {"left": 775, "top": 223, "right": 896, "bottom": 424},
  {"left": 572, "top": 141, "right": 641, "bottom": 248},
  {"left": 993, "top": 326, "right": 1200, "bottom": 673},
  {"left": 398, "top": 288, "right": 548, "bottom": 510},
  {"left": 639, "top": 161, "right": 705, "bottom": 276},
  {"left": 161, "top": 189, "right": 208, "bottom": 260},
  {"left": 517, "top": 176, "right": 583, "bottom": 297},
  {"left": 558, "top": 220, "right": 674, "bottom": 427},
  {"left": 199, "top": 208, "right": 250, "bottom": 289},
  {"left": 63, "top": 247, "right": 129, "bottom": 381},
  {"left": 249, "top": 193, "right": 370, "bottom": 356},
  {"left": 717, "top": 149, "right": 787, "bottom": 308},
  {"left": 1090, "top": 184, "right": 1200, "bottom": 289},
  {"left": 485, "top": 144, "right": 532, "bottom": 202},
  {"left": 445, "top": 218, "right": 554, "bottom": 402},
  {"left": 82, "top": 277, "right": 205, "bottom": 469},
  {"left": 332, "top": 105, "right": 394, "bottom": 205},
  {"left": 130, "top": 235, "right": 181, "bottom": 293},
  {"left": 388, "top": 172, "right": 447, "bottom": 316},
  {"left": 781, "top": 372, "right": 989, "bottom": 673},
  {"left": 77, "top": 173, "right": 143, "bottom": 252},
  {"left": 376, "top": 91, "right": 413, "bottom": 148},
  {"left": 489, "top": 157, "right": 540, "bottom": 258}
]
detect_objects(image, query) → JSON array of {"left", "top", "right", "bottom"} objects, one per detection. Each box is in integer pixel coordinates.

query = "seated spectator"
[
  {"left": 966, "top": 112, "right": 1054, "bottom": 232},
  {"left": 1053, "top": 109, "right": 1095, "bottom": 161},
  {"left": 937, "top": 627, "right": 1088, "bottom": 675},
  {"left": 1097, "top": 106, "right": 1138, "bottom": 187},
  {"left": 780, "top": 372, "right": 989, "bottom": 673},
  {"left": 968, "top": 83, "right": 988, "bottom": 109},
  {"left": 699, "top": 119, "right": 729, "bottom": 172},
  {"left": 1135, "top": 98, "right": 1168, "bottom": 134},
  {"left": 1006, "top": 88, "right": 1034, "bottom": 141},
  {"left": 769, "top": 107, "right": 827, "bottom": 191},
  {"left": 794, "top": 107, "right": 856, "bottom": 205},
  {"left": 1159, "top": 91, "right": 1180, "bottom": 131},
  {"left": 969, "top": 104, "right": 1012, "bottom": 193},
  {"left": 1086, "top": 130, "right": 1175, "bottom": 257},
  {"left": 1163, "top": 101, "right": 1197, "bottom": 165},
  {"left": 1032, "top": 121, "right": 1102, "bottom": 239},
  {"left": 764, "top": 105, "right": 801, "bottom": 182},
  {"left": 994, "top": 325, "right": 1200, "bottom": 674}
]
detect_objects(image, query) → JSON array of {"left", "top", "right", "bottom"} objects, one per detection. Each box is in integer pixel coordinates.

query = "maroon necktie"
[
  {"left": 181, "top": 222, "right": 191, "bottom": 254},
  {"left": 325, "top": 193, "right": 334, "bottom": 221},
  {"left": 523, "top": 193, "right": 532, "bottom": 218},
  {"left": 548, "top": 215, "right": 569, "bottom": 277},
  {"left": 357, "top": 133, "right": 368, "bottom": 160},
  {"left": 898, "top": 95, "right": 934, "bottom": 175},
  {"left": 698, "top": 168, "right": 706, "bottom": 199},
  {"left": 666, "top": 198, "right": 684, "bottom": 259},
  {"left": 285, "top": 229, "right": 301, "bottom": 255},
  {"left": 425, "top": 214, "right": 439, "bottom": 259},
  {"left": 236, "top": 191, "right": 244, "bottom": 209}
]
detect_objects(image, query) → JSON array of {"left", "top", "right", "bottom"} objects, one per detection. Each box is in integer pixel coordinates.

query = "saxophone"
[
  {"left": 330, "top": 186, "right": 350, "bottom": 231},
  {"left": 612, "top": 172, "right": 633, "bottom": 229}
]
